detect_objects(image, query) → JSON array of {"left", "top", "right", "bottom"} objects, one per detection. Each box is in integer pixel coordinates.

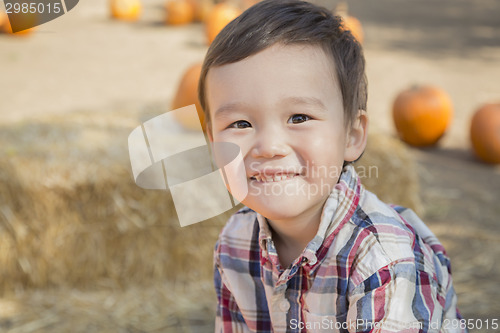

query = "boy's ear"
[{"left": 344, "top": 110, "right": 368, "bottom": 162}]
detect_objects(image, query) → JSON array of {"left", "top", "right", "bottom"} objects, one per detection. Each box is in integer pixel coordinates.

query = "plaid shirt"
[{"left": 214, "top": 165, "right": 465, "bottom": 333}]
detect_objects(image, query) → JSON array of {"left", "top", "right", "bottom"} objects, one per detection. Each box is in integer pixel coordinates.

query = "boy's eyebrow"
[
  {"left": 281, "top": 96, "right": 328, "bottom": 111},
  {"left": 214, "top": 102, "right": 249, "bottom": 119}
]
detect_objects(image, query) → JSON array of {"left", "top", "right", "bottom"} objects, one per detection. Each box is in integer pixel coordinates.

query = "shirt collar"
[{"left": 257, "top": 164, "right": 363, "bottom": 266}]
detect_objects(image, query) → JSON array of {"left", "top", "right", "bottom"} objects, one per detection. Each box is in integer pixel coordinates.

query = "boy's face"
[{"left": 206, "top": 44, "right": 360, "bottom": 222}]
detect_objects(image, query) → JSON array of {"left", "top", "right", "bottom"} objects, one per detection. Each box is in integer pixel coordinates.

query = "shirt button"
[{"left": 279, "top": 300, "right": 290, "bottom": 312}]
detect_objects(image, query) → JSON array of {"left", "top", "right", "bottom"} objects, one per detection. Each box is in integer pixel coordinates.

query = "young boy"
[{"left": 198, "top": 1, "right": 465, "bottom": 332}]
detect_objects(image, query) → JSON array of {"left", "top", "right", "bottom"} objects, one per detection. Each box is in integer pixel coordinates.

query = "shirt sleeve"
[
  {"left": 346, "top": 259, "right": 466, "bottom": 333},
  {"left": 214, "top": 242, "right": 251, "bottom": 333}
]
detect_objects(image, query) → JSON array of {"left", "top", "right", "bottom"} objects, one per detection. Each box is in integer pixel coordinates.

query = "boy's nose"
[{"left": 250, "top": 128, "right": 291, "bottom": 159}]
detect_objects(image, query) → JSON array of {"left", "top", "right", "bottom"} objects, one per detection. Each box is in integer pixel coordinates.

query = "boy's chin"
[{"left": 242, "top": 196, "right": 317, "bottom": 222}]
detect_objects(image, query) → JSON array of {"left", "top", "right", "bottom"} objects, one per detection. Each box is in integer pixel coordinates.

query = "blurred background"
[{"left": 0, "top": 0, "right": 499, "bottom": 332}]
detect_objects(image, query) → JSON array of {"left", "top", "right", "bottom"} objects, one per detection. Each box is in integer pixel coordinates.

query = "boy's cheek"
[{"left": 211, "top": 142, "right": 249, "bottom": 203}]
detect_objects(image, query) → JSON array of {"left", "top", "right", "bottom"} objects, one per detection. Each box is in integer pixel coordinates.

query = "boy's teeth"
[{"left": 253, "top": 174, "right": 296, "bottom": 182}]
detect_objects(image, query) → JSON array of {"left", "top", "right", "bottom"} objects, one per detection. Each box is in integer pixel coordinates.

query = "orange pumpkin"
[
  {"left": 392, "top": 85, "right": 453, "bottom": 147},
  {"left": 205, "top": 2, "right": 242, "bottom": 44},
  {"left": 470, "top": 103, "right": 500, "bottom": 164},
  {"left": 165, "top": 0, "right": 195, "bottom": 25},
  {"left": 0, "top": 11, "right": 9, "bottom": 33},
  {"left": 172, "top": 63, "right": 205, "bottom": 130},
  {"left": 110, "top": 0, "right": 141, "bottom": 21},
  {"left": 0, "top": 11, "right": 37, "bottom": 35},
  {"left": 335, "top": 2, "right": 364, "bottom": 44},
  {"left": 188, "top": 0, "right": 213, "bottom": 22}
]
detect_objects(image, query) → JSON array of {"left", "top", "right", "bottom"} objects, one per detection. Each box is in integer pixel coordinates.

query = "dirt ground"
[{"left": 1, "top": 0, "right": 499, "bottom": 331}]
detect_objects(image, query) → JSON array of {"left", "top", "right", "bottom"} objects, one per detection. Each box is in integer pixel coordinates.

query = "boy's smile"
[{"left": 206, "top": 43, "right": 362, "bottom": 229}]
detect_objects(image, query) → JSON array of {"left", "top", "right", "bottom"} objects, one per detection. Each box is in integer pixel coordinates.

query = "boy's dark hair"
[{"left": 198, "top": 0, "right": 367, "bottom": 128}]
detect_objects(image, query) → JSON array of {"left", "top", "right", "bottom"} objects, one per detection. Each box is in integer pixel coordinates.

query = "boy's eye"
[
  {"left": 228, "top": 120, "right": 252, "bottom": 129},
  {"left": 288, "top": 114, "right": 311, "bottom": 124}
]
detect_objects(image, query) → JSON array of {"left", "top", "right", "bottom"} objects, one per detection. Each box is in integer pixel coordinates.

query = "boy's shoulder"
[
  {"left": 218, "top": 206, "right": 259, "bottom": 241},
  {"left": 344, "top": 188, "right": 451, "bottom": 284},
  {"left": 350, "top": 189, "right": 424, "bottom": 258},
  {"left": 354, "top": 189, "right": 443, "bottom": 257},
  {"left": 214, "top": 207, "right": 260, "bottom": 261},
  {"left": 354, "top": 188, "right": 422, "bottom": 233}
]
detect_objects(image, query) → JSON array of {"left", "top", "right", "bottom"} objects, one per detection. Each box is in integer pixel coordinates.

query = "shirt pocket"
[{"left": 302, "top": 311, "right": 348, "bottom": 333}]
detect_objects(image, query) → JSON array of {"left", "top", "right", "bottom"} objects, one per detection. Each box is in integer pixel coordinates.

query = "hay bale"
[
  {"left": 0, "top": 159, "right": 37, "bottom": 292},
  {"left": 0, "top": 281, "right": 215, "bottom": 333},
  {"left": 355, "top": 132, "right": 423, "bottom": 214},
  {"left": 0, "top": 106, "right": 231, "bottom": 295}
]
